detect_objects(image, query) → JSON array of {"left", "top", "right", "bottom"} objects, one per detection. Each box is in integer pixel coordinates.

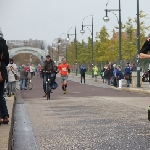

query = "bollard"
[{"left": 148, "top": 105, "right": 150, "bottom": 121}]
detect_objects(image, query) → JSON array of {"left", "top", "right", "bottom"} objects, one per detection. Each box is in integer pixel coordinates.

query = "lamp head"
[
  {"left": 80, "top": 30, "right": 85, "bottom": 35},
  {"left": 67, "top": 38, "right": 70, "bottom": 41},
  {"left": 103, "top": 16, "right": 110, "bottom": 22}
]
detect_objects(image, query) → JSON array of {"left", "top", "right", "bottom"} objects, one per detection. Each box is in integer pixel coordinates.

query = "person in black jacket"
[
  {"left": 42, "top": 55, "right": 56, "bottom": 97},
  {"left": 104, "top": 65, "right": 112, "bottom": 85},
  {"left": 0, "top": 36, "right": 9, "bottom": 125}
]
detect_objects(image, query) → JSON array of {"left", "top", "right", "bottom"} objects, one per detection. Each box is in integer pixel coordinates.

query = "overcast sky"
[{"left": 0, "top": 0, "right": 150, "bottom": 45}]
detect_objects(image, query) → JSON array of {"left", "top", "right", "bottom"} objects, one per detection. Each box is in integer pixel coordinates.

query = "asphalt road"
[{"left": 21, "top": 76, "right": 150, "bottom": 150}]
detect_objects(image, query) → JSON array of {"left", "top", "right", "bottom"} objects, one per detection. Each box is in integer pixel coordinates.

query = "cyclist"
[
  {"left": 42, "top": 55, "right": 55, "bottom": 97},
  {"left": 58, "top": 58, "right": 70, "bottom": 94}
]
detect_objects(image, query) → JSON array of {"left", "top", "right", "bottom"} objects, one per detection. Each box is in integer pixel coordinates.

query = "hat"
[
  {"left": 127, "top": 62, "right": 129, "bottom": 64},
  {"left": 46, "top": 55, "right": 51, "bottom": 58}
]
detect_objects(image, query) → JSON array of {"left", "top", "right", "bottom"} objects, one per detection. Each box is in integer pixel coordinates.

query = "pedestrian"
[
  {"left": 124, "top": 62, "right": 131, "bottom": 87},
  {"left": 0, "top": 36, "right": 9, "bottom": 125},
  {"left": 58, "top": 58, "right": 70, "bottom": 94},
  {"left": 113, "top": 64, "right": 117, "bottom": 87},
  {"left": 116, "top": 65, "right": 124, "bottom": 88},
  {"left": 104, "top": 65, "right": 112, "bottom": 85},
  {"left": 20, "top": 65, "right": 27, "bottom": 90},
  {"left": 7, "top": 58, "right": 17, "bottom": 97},
  {"left": 39, "top": 65, "right": 43, "bottom": 78},
  {"left": 92, "top": 65, "right": 98, "bottom": 82},
  {"left": 80, "top": 64, "right": 86, "bottom": 84},
  {"left": 30, "top": 64, "right": 34, "bottom": 79},
  {"left": 25, "top": 64, "right": 30, "bottom": 76}
]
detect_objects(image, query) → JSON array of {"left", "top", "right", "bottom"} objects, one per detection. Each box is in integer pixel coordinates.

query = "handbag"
[
  {"left": 11, "top": 70, "right": 19, "bottom": 80},
  {"left": 51, "top": 81, "right": 58, "bottom": 90},
  {"left": 124, "top": 74, "right": 130, "bottom": 80}
]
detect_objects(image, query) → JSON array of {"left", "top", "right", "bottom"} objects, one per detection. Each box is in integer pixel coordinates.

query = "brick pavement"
[
  {"left": 0, "top": 96, "right": 14, "bottom": 150},
  {"left": 20, "top": 76, "right": 150, "bottom": 149},
  {"left": 70, "top": 73, "right": 150, "bottom": 93}
]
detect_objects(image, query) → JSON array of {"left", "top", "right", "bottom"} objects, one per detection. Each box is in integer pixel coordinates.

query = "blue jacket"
[
  {"left": 80, "top": 65, "right": 87, "bottom": 74},
  {"left": 124, "top": 66, "right": 131, "bottom": 74},
  {"left": 116, "top": 69, "right": 124, "bottom": 80}
]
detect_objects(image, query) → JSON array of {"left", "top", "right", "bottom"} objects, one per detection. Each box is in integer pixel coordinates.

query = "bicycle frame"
[{"left": 44, "top": 71, "right": 52, "bottom": 100}]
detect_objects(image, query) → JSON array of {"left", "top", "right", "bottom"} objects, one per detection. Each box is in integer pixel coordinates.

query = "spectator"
[
  {"left": 0, "top": 36, "right": 9, "bottom": 124},
  {"left": 20, "top": 65, "right": 27, "bottom": 90},
  {"left": 7, "top": 58, "right": 17, "bottom": 97},
  {"left": 104, "top": 65, "right": 112, "bottom": 85},
  {"left": 131, "top": 62, "right": 137, "bottom": 71},
  {"left": 113, "top": 64, "right": 117, "bottom": 87},
  {"left": 92, "top": 65, "right": 98, "bottom": 82},
  {"left": 25, "top": 64, "right": 30, "bottom": 76},
  {"left": 38, "top": 65, "right": 43, "bottom": 78},
  {"left": 124, "top": 62, "right": 131, "bottom": 87},
  {"left": 80, "top": 64, "right": 86, "bottom": 84},
  {"left": 30, "top": 64, "right": 34, "bottom": 79},
  {"left": 116, "top": 65, "right": 124, "bottom": 88}
]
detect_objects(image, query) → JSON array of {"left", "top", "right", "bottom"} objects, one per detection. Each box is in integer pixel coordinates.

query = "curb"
[
  {"left": 70, "top": 74, "right": 150, "bottom": 95},
  {"left": 111, "top": 86, "right": 150, "bottom": 95},
  {"left": 8, "top": 96, "right": 15, "bottom": 150},
  {"left": 11, "top": 90, "right": 39, "bottom": 150}
]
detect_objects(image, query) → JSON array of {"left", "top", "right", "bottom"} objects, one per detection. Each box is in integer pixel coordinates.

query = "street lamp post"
[
  {"left": 103, "top": 0, "right": 122, "bottom": 67},
  {"left": 67, "top": 26, "right": 78, "bottom": 76},
  {"left": 136, "top": 0, "right": 140, "bottom": 87},
  {"left": 80, "top": 15, "right": 94, "bottom": 78}
]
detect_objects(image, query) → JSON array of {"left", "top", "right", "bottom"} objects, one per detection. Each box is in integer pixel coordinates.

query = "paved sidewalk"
[
  {"left": 0, "top": 96, "right": 14, "bottom": 150},
  {"left": 70, "top": 73, "right": 150, "bottom": 94}
]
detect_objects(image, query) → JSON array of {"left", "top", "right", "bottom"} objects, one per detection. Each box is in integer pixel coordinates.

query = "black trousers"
[{"left": 81, "top": 74, "right": 85, "bottom": 83}]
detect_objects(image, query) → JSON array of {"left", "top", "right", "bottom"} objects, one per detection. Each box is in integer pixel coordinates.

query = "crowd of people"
[
  {"left": 79, "top": 62, "right": 137, "bottom": 88},
  {"left": 0, "top": 36, "right": 150, "bottom": 126}
]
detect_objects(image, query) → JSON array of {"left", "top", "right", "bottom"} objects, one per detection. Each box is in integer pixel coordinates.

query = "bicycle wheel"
[
  {"left": 47, "top": 88, "right": 50, "bottom": 100},
  {"left": 28, "top": 82, "right": 33, "bottom": 90}
]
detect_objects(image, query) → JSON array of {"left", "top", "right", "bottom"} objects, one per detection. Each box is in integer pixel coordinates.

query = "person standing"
[
  {"left": 7, "top": 59, "right": 17, "bottom": 97},
  {"left": 104, "top": 65, "right": 111, "bottom": 85},
  {"left": 58, "top": 58, "right": 70, "bottom": 94},
  {"left": 116, "top": 65, "right": 124, "bottom": 88},
  {"left": 124, "top": 62, "right": 131, "bottom": 87},
  {"left": 92, "top": 65, "right": 98, "bottom": 82},
  {"left": 80, "top": 64, "right": 86, "bottom": 84},
  {"left": 29, "top": 64, "right": 34, "bottom": 79},
  {"left": 20, "top": 65, "right": 27, "bottom": 90},
  {"left": 0, "top": 36, "right": 9, "bottom": 124}
]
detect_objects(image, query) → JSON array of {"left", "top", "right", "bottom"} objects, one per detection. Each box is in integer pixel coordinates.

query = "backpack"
[{"left": 80, "top": 66, "right": 86, "bottom": 74}]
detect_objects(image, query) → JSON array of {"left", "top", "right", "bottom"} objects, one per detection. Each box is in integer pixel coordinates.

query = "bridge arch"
[{"left": 9, "top": 47, "right": 49, "bottom": 63}]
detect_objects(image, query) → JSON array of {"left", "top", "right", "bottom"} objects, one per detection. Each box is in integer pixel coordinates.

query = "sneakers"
[{"left": 63, "top": 89, "right": 67, "bottom": 94}]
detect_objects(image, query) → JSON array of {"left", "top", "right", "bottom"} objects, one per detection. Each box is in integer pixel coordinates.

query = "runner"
[{"left": 58, "top": 58, "right": 70, "bottom": 94}]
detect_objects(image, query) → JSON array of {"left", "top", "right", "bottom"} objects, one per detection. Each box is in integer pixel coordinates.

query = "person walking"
[
  {"left": 7, "top": 59, "right": 17, "bottom": 97},
  {"left": 92, "top": 65, "right": 98, "bottom": 82},
  {"left": 20, "top": 65, "right": 27, "bottom": 90},
  {"left": 58, "top": 58, "right": 70, "bottom": 94},
  {"left": 80, "top": 64, "right": 86, "bottom": 84},
  {"left": 0, "top": 36, "right": 10, "bottom": 124}
]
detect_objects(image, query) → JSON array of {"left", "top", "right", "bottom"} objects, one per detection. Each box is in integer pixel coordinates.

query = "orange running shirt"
[{"left": 58, "top": 63, "right": 70, "bottom": 76}]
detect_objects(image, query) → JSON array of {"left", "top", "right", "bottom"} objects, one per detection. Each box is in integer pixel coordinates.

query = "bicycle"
[
  {"left": 25, "top": 77, "right": 33, "bottom": 90},
  {"left": 43, "top": 71, "right": 52, "bottom": 100}
]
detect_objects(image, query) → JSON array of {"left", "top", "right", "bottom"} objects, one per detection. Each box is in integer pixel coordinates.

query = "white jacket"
[{"left": 7, "top": 63, "right": 17, "bottom": 82}]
